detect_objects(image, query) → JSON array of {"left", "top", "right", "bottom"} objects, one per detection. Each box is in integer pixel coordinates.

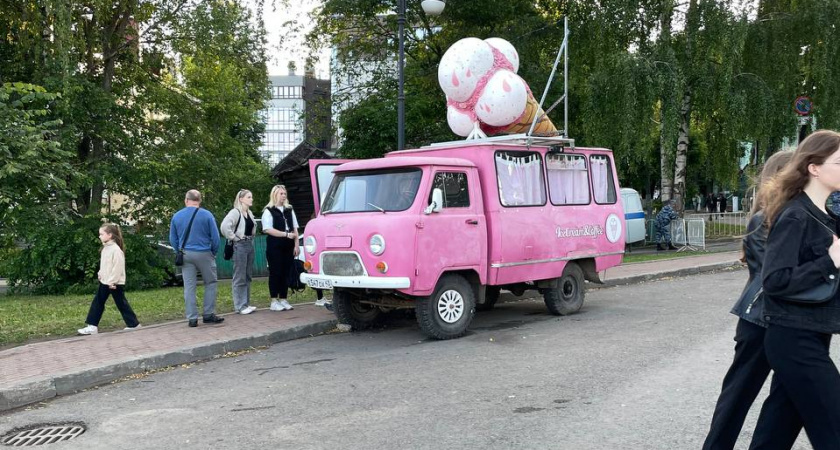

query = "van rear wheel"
[
  {"left": 544, "top": 262, "right": 585, "bottom": 316},
  {"left": 416, "top": 275, "right": 475, "bottom": 339},
  {"left": 333, "top": 289, "right": 381, "bottom": 330}
]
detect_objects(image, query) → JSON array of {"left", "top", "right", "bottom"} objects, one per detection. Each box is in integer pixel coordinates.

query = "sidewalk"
[{"left": 0, "top": 251, "right": 741, "bottom": 412}]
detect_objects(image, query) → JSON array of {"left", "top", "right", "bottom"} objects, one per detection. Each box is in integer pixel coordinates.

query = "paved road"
[{"left": 1, "top": 269, "right": 827, "bottom": 449}]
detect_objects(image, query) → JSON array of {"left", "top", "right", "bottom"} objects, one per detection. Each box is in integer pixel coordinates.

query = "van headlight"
[
  {"left": 370, "top": 234, "right": 385, "bottom": 255},
  {"left": 304, "top": 236, "right": 317, "bottom": 255}
]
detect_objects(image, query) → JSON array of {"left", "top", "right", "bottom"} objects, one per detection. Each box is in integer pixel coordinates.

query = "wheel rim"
[
  {"left": 437, "top": 289, "right": 465, "bottom": 323},
  {"left": 561, "top": 276, "right": 577, "bottom": 302}
]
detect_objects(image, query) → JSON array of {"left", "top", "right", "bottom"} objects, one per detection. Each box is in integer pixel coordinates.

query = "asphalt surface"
[{"left": 1, "top": 269, "right": 828, "bottom": 449}]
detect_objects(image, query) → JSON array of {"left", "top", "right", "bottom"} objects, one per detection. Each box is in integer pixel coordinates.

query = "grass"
[
  {"left": 0, "top": 281, "right": 318, "bottom": 348},
  {"left": 622, "top": 248, "right": 735, "bottom": 264}
]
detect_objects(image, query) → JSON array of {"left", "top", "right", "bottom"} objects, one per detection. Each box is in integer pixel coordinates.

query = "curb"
[
  {"left": 0, "top": 319, "right": 337, "bottom": 412},
  {"left": 0, "top": 260, "right": 741, "bottom": 413},
  {"left": 600, "top": 260, "right": 743, "bottom": 288}
]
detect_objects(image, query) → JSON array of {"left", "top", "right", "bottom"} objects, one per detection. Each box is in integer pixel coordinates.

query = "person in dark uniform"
[
  {"left": 261, "top": 185, "right": 299, "bottom": 312},
  {"left": 653, "top": 200, "right": 679, "bottom": 251}
]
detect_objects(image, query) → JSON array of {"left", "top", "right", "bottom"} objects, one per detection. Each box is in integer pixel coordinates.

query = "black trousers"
[
  {"left": 703, "top": 319, "right": 772, "bottom": 450},
  {"left": 266, "top": 238, "right": 294, "bottom": 299},
  {"left": 749, "top": 324, "right": 840, "bottom": 450},
  {"left": 85, "top": 283, "right": 139, "bottom": 328}
]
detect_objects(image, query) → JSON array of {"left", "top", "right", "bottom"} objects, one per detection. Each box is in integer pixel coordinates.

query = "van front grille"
[{"left": 322, "top": 252, "right": 365, "bottom": 276}]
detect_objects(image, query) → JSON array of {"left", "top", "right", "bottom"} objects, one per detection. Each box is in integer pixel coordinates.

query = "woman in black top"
[
  {"left": 261, "top": 185, "right": 299, "bottom": 312},
  {"left": 748, "top": 130, "right": 840, "bottom": 449},
  {"left": 221, "top": 189, "right": 257, "bottom": 315},
  {"left": 702, "top": 151, "right": 792, "bottom": 450}
]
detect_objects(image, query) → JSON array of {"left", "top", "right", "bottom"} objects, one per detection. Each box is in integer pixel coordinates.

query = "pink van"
[{"left": 301, "top": 136, "right": 625, "bottom": 339}]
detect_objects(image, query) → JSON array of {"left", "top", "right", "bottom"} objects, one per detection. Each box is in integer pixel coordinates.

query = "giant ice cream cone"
[{"left": 501, "top": 93, "right": 557, "bottom": 135}]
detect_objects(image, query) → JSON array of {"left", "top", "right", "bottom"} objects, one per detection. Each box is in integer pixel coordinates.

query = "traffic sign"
[{"left": 794, "top": 96, "right": 812, "bottom": 116}]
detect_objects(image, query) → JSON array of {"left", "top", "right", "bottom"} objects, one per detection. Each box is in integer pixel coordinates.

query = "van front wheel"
[
  {"left": 333, "top": 289, "right": 381, "bottom": 330},
  {"left": 416, "top": 275, "right": 476, "bottom": 339},
  {"left": 544, "top": 262, "right": 585, "bottom": 316}
]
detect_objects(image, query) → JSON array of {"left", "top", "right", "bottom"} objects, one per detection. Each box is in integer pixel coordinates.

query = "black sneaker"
[
  {"left": 324, "top": 302, "right": 333, "bottom": 312},
  {"left": 202, "top": 314, "right": 225, "bottom": 324},
  {"left": 188, "top": 319, "right": 198, "bottom": 327}
]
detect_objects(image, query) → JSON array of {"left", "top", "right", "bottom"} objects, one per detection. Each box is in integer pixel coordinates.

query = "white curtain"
[
  {"left": 495, "top": 154, "right": 546, "bottom": 206},
  {"left": 590, "top": 156, "right": 610, "bottom": 203},
  {"left": 547, "top": 155, "right": 590, "bottom": 204}
]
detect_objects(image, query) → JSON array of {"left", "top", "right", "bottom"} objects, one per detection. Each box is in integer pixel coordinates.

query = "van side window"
[
  {"left": 494, "top": 151, "right": 547, "bottom": 207},
  {"left": 546, "top": 153, "right": 590, "bottom": 205},
  {"left": 429, "top": 172, "right": 470, "bottom": 208},
  {"left": 590, "top": 155, "right": 617, "bottom": 204}
]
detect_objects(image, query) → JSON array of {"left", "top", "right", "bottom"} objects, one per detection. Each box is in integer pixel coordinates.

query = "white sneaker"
[
  {"left": 270, "top": 299, "right": 283, "bottom": 311},
  {"left": 123, "top": 324, "right": 142, "bottom": 331},
  {"left": 280, "top": 300, "right": 293, "bottom": 311},
  {"left": 78, "top": 325, "right": 98, "bottom": 335},
  {"left": 239, "top": 305, "right": 257, "bottom": 315},
  {"left": 315, "top": 298, "right": 327, "bottom": 307}
]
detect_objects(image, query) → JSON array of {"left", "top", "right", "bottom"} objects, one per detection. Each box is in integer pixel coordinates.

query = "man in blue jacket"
[{"left": 170, "top": 190, "right": 223, "bottom": 327}]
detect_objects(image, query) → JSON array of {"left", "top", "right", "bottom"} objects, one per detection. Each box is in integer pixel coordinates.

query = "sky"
[{"left": 260, "top": 0, "right": 331, "bottom": 78}]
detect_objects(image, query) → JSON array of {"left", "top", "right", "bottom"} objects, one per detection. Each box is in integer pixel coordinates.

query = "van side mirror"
[{"left": 424, "top": 188, "right": 444, "bottom": 215}]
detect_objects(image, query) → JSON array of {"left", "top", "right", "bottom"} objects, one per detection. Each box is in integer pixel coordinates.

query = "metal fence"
[
  {"left": 645, "top": 211, "right": 748, "bottom": 248},
  {"left": 684, "top": 212, "right": 749, "bottom": 238}
]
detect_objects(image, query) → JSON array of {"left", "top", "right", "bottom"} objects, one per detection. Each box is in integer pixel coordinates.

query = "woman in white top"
[
  {"left": 261, "top": 185, "right": 299, "bottom": 311},
  {"left": 221, "top": 189, "right": 257, "bottom": 315}
]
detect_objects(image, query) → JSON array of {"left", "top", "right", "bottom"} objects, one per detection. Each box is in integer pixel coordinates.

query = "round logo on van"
[{"left": 605, "top": 214, "right": 622, "bottom": 243}]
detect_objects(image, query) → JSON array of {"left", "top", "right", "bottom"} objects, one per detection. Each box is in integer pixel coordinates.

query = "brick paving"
[{"left": 0, "top": 306, "right": 335, "bottom": 390}]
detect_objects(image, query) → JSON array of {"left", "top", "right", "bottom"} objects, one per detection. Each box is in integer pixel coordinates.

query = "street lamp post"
[{"left": 398, "top": 0, "right": 445, "bottom": 150}]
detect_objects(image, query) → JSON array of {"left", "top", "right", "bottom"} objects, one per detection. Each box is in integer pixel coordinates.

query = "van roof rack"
[{"left": 421, "top": 133, "right": 575, "bottom": 149}]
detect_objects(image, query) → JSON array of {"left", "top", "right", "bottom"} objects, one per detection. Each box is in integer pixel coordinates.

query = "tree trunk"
[
  {"left": 75, "top": 3, "right": 135, "bottom": 215},
  {"left": 659, "top": 122, "right": 673, "bottom": 202},
  {"left": 672, "top": 89, "right": 692, "bottom": 212}
]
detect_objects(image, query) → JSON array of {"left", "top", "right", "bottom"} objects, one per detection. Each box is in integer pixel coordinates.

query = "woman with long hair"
[
  {"left": 261, "top": 185, "right": 299, "bottom": 312},
  {"left": 702, "top": 150, "right": 793, "bottom": 449},
  {"left": 221, "top": 189, "right": 257, "bottom": 315},
  {"left": 748, "top": 130, "right": 840, "bottom": 449}
]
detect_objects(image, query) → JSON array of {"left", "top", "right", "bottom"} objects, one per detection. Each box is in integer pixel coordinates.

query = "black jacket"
[
  {"left": 730, "top": 213, "right": 767, "bottom": 326},
  {"left": 762, "top": 193, "right": 840, "bottom": 334}
]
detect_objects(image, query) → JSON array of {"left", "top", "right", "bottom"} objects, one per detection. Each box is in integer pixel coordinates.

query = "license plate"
[{"left": 308, "top": 278, "right": 332, "bottom": 290}]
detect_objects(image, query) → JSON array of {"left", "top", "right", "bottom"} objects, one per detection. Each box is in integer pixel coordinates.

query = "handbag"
[
  {"left": 223, "top": 213, "right": 242, "bottom": 261},
  {"left": 783, "top": 209, "right": 840, "bottom": 304},
  {"left": 175, "top": 208, "right": 200, "bottom": 266}
]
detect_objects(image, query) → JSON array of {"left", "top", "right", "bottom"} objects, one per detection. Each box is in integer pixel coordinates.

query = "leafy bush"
[{"left": 5, "top": 217, "right": 168, "bottom": 295}]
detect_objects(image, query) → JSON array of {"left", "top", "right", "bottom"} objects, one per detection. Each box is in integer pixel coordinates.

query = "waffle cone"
[{"left": 502, "top": 94, "right": 557, "bottom": 135}]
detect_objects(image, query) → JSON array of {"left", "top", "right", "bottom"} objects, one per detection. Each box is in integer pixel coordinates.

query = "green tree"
[{"left": 0, "top": 0, "right": 274, "bottom": 293}]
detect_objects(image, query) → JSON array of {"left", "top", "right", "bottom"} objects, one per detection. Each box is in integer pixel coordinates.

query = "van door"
[
  {"left": 308, "top": 159, "right": 352, "bottom": 216},
  {"left": 415, "top": 168, "right": 487, "bottom": 292}
]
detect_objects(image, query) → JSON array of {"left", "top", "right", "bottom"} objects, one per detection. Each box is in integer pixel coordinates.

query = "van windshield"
[{"left": 321, "top": 168, "right": 422, "bottom": 213}]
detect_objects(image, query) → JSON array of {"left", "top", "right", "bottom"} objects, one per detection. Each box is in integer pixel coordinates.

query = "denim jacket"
[
  {"left": 762, "top": 193, "right": 840, "bottom": 334},
  {"left": 730, "top": 213, "right": 767, "bottom": 327}
]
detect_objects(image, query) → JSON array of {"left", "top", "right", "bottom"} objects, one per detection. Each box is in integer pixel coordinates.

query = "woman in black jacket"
[
  {"left": 702, "top": 151, "right": 792, "bottom": 450},
  {"left": 748, "top": 130, "right": 840, "bottom": 449}
]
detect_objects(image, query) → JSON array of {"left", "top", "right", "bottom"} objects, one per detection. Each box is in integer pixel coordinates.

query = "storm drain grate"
[{"left": 1, "top": 423, "right": 86, "bottom": 447}]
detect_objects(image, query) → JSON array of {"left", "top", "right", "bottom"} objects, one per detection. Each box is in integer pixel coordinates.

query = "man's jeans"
[{"left": 182, "top": 251, "right": 218, "bottom": 320}]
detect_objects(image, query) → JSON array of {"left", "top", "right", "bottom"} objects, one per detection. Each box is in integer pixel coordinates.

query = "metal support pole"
[
  {"left": 563, "top": 16, "right": 568, "bottom": 138},
  {"left": 397, "top": 0, "right": 406, "bottom": 150}
]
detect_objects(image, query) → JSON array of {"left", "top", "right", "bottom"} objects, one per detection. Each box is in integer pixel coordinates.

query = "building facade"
[{"left": 260, "top": 71, "right": 332, "bottom": 166}]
